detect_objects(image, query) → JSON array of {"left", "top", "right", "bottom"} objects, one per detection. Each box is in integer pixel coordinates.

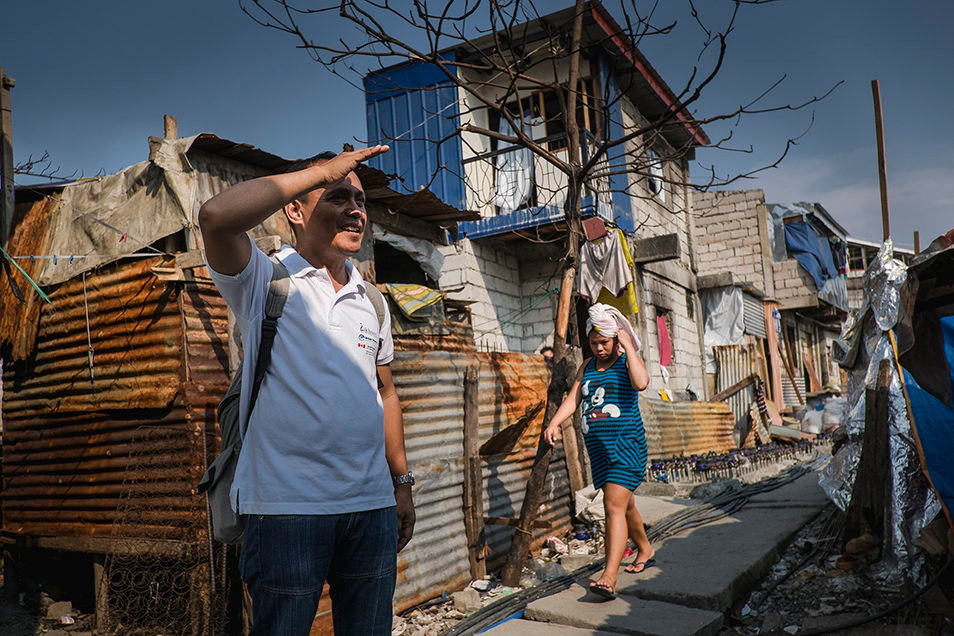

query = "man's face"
[{"left": 296, "top": 171, "right": 367, "bottom": 255}]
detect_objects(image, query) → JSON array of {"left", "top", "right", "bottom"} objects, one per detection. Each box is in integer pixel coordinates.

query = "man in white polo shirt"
[{"left": 198, "top": 145, "right": 413, "bottom": 636}]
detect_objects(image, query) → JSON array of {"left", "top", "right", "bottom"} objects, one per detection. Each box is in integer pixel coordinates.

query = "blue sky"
[{"left": 3, "top": 0, "right": 951, "bottom": 249}]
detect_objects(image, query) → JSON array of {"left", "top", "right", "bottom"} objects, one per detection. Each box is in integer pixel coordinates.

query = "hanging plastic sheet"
[
  {"left": 823, "top": 240, "right": 940, "bottom": 584},
  {"left": 784, "top": 220, "right": 849, "bottom": 311},
  {"left": 372, "top": 226, "right": 445, "bottom": 281},
  {"left": 38, "top": 136, "right": 198, "bottom": 285},
  {"left": 901, "top": 316, "right": 954, "bottom": 529},
  {"left": 700, "top": 286, "right": 744, "bottom": 373}
]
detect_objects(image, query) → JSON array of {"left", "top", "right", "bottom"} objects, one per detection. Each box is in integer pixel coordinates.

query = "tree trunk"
[{"left": 500, "top": 0, "right": 587, "bottom": 585}]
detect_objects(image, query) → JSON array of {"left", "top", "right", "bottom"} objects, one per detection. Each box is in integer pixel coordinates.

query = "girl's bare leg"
[
  {"left": 594, "top": 483, "right": 633, "bottom": 591},
  {"left": 624, "top": 493, "right": 655, "bottom": 573}
]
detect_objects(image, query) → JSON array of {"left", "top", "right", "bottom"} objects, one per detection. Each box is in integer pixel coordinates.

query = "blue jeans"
[{"left": 240, "top": 507, "right": 398, "bottom": 636}]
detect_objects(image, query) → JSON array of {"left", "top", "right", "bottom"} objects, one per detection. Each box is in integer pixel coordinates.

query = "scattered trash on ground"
[{"left": 718, "top": 505, "right": 954, "bottom": 634}]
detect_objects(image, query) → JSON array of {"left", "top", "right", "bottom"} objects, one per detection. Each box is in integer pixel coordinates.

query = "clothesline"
[{"left": 7, "top": 252, "right": 170, "bottom": 262}]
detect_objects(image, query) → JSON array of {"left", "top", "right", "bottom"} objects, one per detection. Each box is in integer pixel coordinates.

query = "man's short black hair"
[
  {"left": 540, "top": 346, "right": 554, "bottom": 355},
  {"left": 283, "top": 151, "right": 337, "bottom": 174}
]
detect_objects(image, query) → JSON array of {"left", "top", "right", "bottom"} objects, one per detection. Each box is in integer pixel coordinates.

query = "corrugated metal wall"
[
  {"left": 713, "top": 345, "right": 757, "bottom": 440},
  {"left": 641, "top": 397, "right": 737, "bottom": 458},
  {"left": 364, "top": 70, "right": 465, "bottom": 210},
  {"left": 1, "top": 258, "right": 207, "bottom": 540},
  {"left": 742, "top": 293, "right": 766, "bottom": 338},
  {"left": 389, "top": 350, "right": 571, "bottom": 609}
]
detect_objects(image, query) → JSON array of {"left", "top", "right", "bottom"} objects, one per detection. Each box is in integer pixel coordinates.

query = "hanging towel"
[
  {"left": 585, "top": 303, "right": 641, "bottom": 352},
  {"left": 578, "top": 229, "right": 633, "bottom": 301},
  {"left": 596, "top": 229, "right": 639, "bottom": 316},
  {"left": 385, "top": 284, "right": 442, "bottom": 321}
]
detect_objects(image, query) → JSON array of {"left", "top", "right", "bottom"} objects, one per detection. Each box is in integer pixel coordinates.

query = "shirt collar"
[{"left": 276, "top": 245, "right": 366, "bottom": 292}]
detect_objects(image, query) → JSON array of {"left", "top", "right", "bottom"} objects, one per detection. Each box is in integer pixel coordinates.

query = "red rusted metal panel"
[
  {"left": 1, "top": 258, "right": 212, "bottom": 541},
  {"left": 0, "top": 197, "right": 57, "bottom": 361}
]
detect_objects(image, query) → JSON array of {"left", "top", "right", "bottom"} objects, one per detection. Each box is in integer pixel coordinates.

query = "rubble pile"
[
  {"left": 392, "top": 527, "right": 610, "bottom": 636},
  {"left": 391, "top": 578, "right": 524, "bottom": 636}
]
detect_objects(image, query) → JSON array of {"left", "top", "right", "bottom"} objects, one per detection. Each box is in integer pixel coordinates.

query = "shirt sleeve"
[
  {"left": 376, "top": 299, "right": 395, "bottom": 366},
  {"left": 206, "top": 235, "right": 272, "bottom": 323}
]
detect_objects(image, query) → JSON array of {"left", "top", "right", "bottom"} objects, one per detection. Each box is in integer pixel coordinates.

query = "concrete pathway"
[{"left": 484, "top": 468, "right": 830, "bottom": 636}]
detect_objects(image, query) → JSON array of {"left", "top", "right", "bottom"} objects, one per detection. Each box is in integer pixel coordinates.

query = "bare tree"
[
  {"left": 13, "top": 150, "right": 83, "bottom": 181},
  {"left": 240, "top": 0, "right": 839, "bottom": 584}
]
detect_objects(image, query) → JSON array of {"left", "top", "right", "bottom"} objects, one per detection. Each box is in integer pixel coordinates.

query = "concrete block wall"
[
  {"left": 638, "top": 271, "right": 706, "bottom": 398},
  {"left": 773, "top": 260, "right": 819, "bottom": 308},
  {"left": 693, "top": 189, "right": 769, "bottom": 291},
  {"left": 439, "top": 238, "right": 524, "bottom": 351},
  {"left": 516, "top": 249, "right": 562, "bottom": 354}
]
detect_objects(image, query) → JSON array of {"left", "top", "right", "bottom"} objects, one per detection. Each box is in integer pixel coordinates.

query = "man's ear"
[{"left": 284, "top": 199, "right": 304, "bottom": 228}]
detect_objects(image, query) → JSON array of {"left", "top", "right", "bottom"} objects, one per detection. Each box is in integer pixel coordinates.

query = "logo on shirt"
[
  {"left": 359, "top": 322, "right": 377, "bottom": 337},
  {"left": 357, "top": 332, "right": 378, "bottom": 358}
]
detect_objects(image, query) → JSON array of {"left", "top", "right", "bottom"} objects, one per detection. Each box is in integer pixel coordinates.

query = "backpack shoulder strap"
[
  {"left": 246, "top": 256, "right": 290, "bottom": 417},
  {"left": 365, "top": 282, "right": 387, "bottom": 331}
]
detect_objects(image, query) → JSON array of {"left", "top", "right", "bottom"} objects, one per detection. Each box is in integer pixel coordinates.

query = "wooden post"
[
  {"left": 844, "top": 359, "right": 891, "bottom": 548},
  {"left": 871, "top": 80, "right": 890, "bottom": 242},
  {"left": 554, "top": 266, "right": 576, "bottom": 343},
  {"left": 164, "top": 114, "right": 178, "bottom": 139},
  {"left": 462, "top": 364, "right": 486, "bottom": 579},
  {"left": 93, "top": 555, "right": 108, "bottom": 631},
  {"left": 913, "top": 231, "right": 920, "bottom": 255},
  {"left": 499, "top": 356, "right": 576, "bottom": 586},
  {"left": 0, "top": 67, "right": 15, "bottom": 246},
  {"left": 779, "top": 325, "right": 804, "bottom": 405}
]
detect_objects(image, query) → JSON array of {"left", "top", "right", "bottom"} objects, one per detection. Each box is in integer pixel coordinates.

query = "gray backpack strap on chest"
[
  {"left": 365, "top": 282, "right": 387, "bottom": 337},
  {"left": 197, "top": 256, "right": 290, "bottom": 544}
]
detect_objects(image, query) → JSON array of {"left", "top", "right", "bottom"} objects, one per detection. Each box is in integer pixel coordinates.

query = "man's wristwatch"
[{"left": 392, "top": 471, "right": 415, "bottom": 487}]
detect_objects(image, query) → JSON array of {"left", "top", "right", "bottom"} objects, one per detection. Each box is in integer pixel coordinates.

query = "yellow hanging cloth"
[{"left": 596, "top": 228, "right": 639, "bottom": 316}]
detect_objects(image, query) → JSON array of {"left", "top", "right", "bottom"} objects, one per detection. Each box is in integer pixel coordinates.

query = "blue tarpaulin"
[
  {"left": 902, "top": 315, "right": 954, "bottom": 526},
  {"left": 784, "top": 220, "right": 839, "bottom": 289}
]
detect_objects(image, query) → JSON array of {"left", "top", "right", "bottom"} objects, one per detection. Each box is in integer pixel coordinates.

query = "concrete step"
[
  {"left": 524, "top": 585, "right": 723, "bottom": 636},
  {"left": 614, "top": 471, "right": 829, "bottom": 612},
  {"left": 482, "top": 618, "right": 621, "bottom": 635}
]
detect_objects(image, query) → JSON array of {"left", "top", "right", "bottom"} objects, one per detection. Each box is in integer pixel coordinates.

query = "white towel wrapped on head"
[{"left": 585, "top": 303, "right": 640, "bottom": 352}]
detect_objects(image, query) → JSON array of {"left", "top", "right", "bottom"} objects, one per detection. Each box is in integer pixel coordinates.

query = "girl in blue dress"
[{"left": 544, "top": 304, "right": 654, "bottom": 600}]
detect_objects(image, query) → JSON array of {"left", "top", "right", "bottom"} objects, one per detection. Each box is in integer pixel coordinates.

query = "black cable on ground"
[
  {"left": 443, "top": 463, "right": 814, "bottom": 635},
  {"left": 798, "top": 556, "right": 953, "bottom": 636},
  {"left": 750, "top": 504, "right": 843, "bottom": 610}
]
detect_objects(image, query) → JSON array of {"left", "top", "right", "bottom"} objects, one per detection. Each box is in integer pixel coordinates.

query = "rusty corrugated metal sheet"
[
  {"left": 389, "top": 351, "right": 571, "bottom": 610},
  {"left": 713, "top": 344, "right": 757, "bottom": 436},
  {"left": 0, "top": 197, "right": 58, "bottom": 361},
  {"left": 641, "top": 397, "right": 736, "bottom": 458},
  {"left": 3, "top": 258, "right": 181, "bottom": 417},
  {"left": 1, "top": 259, "right": 208, "bottom": 541}
]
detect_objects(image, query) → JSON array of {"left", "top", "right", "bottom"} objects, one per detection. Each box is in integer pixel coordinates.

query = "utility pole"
[
  {"left": 1, "top": 67, "right": 15, "bottom": 246},
  {"left": 871, "top": 80, "right": 890, "bottom": 242}
]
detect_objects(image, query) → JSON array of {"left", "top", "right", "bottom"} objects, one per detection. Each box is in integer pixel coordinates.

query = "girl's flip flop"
[
  {"left": 589, "top": 581, "right": 616, "bottom": 600},
  {"left": 624, "top": 558, "right": 656, "bottom": 574}
]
